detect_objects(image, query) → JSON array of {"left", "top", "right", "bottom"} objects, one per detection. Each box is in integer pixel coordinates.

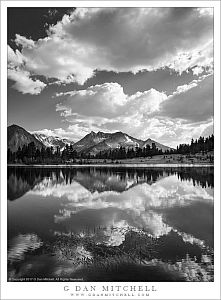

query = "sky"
[{"left": 7, "top": 7, "right": 214, "bottom": 148}]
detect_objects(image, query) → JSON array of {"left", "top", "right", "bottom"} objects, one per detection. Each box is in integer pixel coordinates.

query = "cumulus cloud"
[
  {"left": 8, "top": 8, "right": 213, "bottom": 145},
  {"left": 15, "top": 34, "right": 35, "bottom": 49},
  {"left": 33, "top": 126, "right": 89, "bottom": 142},
  {"left": 8, "top": 7, "right": 213, "bottom": 91},
  {"left": 139, "top": 117, "right": 214, "bottom": 148},
  {"left": 52, "top": 7, "right": 213, "bottom": 74},
  {"left": 55, "top": 82, "right": 170, "bottom": 142},
  {"left": 7, "top": 45, "right": 25, "bottom": 67},
  {"left": 160, "top": 75, "right": 213, "bottom": 122},
  {"left": 56, "top": 82, "right": 128, "bottom": 118},
  {"left": 8, "top": 68, "right": 46, "bottom": 95},
  {"left": 56, "top": 82, "right": 167, "bottom": 120},
  {"left": 32, "top": 128, "right": 58, "bottom": 137},
  {"left": 53, "top": 77, "right": 213, "bottom": 147},
  {"left": 8, "top": 45, "right": 46, "bottom": 94}
]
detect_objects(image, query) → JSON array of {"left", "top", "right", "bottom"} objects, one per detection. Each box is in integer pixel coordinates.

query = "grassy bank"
[{"left": 7, "top": 152, "right": 214, "bottom": 167}]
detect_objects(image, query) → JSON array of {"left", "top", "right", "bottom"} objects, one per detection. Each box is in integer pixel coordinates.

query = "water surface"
[{"left": 7, "top": 166, "right": 214, "bottom": 282}]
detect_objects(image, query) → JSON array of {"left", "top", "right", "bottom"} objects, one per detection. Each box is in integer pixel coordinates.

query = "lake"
[{"left": 7, "top": 166, "right": 214, "bottom": 282}]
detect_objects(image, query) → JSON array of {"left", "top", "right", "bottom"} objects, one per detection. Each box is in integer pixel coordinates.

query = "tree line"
[
  {"left": 7, "top": 134, "right": 214, "bottom": 164},
  {"left": 176, "top": 135, "right": 214, "bottom": 155},
  {"left": 8, "top": 165, "right": 213, "bottom": 199}
]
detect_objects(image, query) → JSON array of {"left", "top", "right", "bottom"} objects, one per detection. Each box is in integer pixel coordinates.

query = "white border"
[{"left": 1, "top": 1, "right": 220, "bottom": 300}]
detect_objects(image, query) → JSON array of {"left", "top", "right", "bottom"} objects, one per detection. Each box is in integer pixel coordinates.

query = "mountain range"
[
  {"left": 33, "top": 133, "right": 74, "bottom": 150},
  {"left": 7, "top": 124, "right": 172, "bottom": 154}
]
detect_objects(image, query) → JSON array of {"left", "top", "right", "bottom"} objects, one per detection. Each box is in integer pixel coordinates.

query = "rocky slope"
[{"left": 7, "top": 125, "right": 44, "bottom": 152}]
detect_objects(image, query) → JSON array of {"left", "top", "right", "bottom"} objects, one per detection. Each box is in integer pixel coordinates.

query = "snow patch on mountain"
[{"left": 33, "top": 133, "right": 75, "bottom": 149}]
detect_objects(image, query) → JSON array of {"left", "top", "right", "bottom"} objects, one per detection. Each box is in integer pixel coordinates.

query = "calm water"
[{"left": 7, "top": 166, "right": 214, "bottom": 282}]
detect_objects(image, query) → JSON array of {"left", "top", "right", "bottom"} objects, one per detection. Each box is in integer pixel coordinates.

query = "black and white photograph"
[{"left": 1, "top": 1, "right": 220, "bottom": 299}]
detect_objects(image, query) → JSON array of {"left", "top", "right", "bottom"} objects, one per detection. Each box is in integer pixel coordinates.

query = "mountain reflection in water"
[{"left": 7, "top": 166, "right": 214, "bottom": 282}]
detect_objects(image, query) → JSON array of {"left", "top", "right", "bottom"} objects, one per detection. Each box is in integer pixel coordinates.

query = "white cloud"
[
  {"left": 56, "top": 82, "right": 167, "bottom": 119},
  {"left": 192, "top": 66, "right": 204, "bottom": 76},
  {"left": 15, "top": 34, "right": 35, "bottom": 49},
  {"left": 56, "top": 82, "right": 128, "bottom": 118},
  {"left": 201, "top": 124, "right": 214, "bottom": 137},
  {"left": 160, "top": 75, "right": 213, "bottom": 122},
  {"left": 53, "top": 77, "right": 213, "bottom": 147},
  {"left": 197, "top": 8, "right": 213, "bottom": 16},
  {"left": 174, "top": 82, "right": 198, "bottom": 95},
  {"left": 7, "top": 45, "right": 25, "bottom": 67},
  {"left": 168, "top": 41, "right": 213, "bottom": 75},
  {"left": 8, "top": 68, "right": 46, "bottom": 95},
  {"left": 8, "top": 8, "right": 213, "bottom": 91},
  {"left": 8, "top": 45, "right": 46, "bottom": 94},
  {"left": 138, "top": 117, "right": 213, "bottom": 148},
  {"left": 32, "top": 128, "right": 58, "bottom": 137},
  {"left": 33, "top": 126, "right": 90, "bottom": 142},
  {"left": 54, "top": 82, "right": 169, "bottom": 142},
  {"left": 34, "top": 123, "right": 112, "bottom": 142}
]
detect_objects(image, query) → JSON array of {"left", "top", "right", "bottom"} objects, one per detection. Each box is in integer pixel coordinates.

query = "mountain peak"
[
  {"left": 8, "top": 124, "right": 44, "bottom": 152},
  {"left": 8, "top": 124, "right": 24, "bottom": 130},
  {"left": 113, "top": 131, "right": 124, "bottom": 136}
]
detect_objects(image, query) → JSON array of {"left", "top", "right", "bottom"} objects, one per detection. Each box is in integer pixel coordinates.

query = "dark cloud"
[{"left": 8, "top": 7, "right": 213, "bottom": 90}]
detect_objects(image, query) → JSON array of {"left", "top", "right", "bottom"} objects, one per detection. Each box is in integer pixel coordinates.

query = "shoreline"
[{"left": 7, "top": 163, "right": 214, "bottom": 168}]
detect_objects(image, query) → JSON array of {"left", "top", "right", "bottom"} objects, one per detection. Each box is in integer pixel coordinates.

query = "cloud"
[
  {"left": 56, "top": 82, "right": 167, "bottom": 119},
  {"left": 55, "top": 82, "right": 169, "bottom": 141},
  {"left": 56, "top": 82, "right": 128, "bottom": 118},
  {"left": 32, "top": 128, "right": 58, "bottom": 137},
  {"left": 197, "top": 8, "right": 213, "bottom": 16},
  {"left": 139, "top": 118, "right": 214, "bottom": 148},
  {"left": 15, "top": 34, "right": 35, "bottom": 49},
  {"left": 54, "top": 7, "right": 213, "bottom": 73},
  {"left": 201, "top": 124, "right": 214, "bottom": 137},
  {"left": 192, "top": 66, "right": 204, "bottom": 76},
  {"left": 160, "top": 75, "right": 213, "bottom": 122},
  {"left": 53, "top": 78, "right": 213, "bottom": 147},
  {"left": 8, "top": 8, "right": 213, "bottom": 91},
  {"left": 8, "top": 68, "right": 46, "bottom": 95},
  {"left": 8, "top": 45, "right": 46, "bottom": 94},
  {"left": 33, "top": 126, "right": 89, "bottom": 142},
  {"left": 7, "top": 45, "right": 25, "bottom": 67}
]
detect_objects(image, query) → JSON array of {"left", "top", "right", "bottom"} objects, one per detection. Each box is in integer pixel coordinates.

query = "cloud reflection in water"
[
  {"left": 27, "top": 172, "right": 213, "bottom": 246},
  {"left": 8, "top": 167, "right": 214, "bottom": 281}
]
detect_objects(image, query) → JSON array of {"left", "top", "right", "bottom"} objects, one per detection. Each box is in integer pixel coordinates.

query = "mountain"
[
  {"left": 143, "top": 138, "right": 172, "bottom": 152},
  {"left": 83, "top": 132, "right": 143, "bottom": 155},
  {"left": 33, "top": 133, "right": 74, "bottom": 150},
  {"left": 8, "top": 124, "right": 44, "bottom": 152},
  {"left": 7, "top": 124, "right": 172, "bottom": 154},
  {"left": 72, "top": 131, "right": 112, "bottom": 153},
  {"left": 73, "top": 131, "right": 172, "bottom": 155}
]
